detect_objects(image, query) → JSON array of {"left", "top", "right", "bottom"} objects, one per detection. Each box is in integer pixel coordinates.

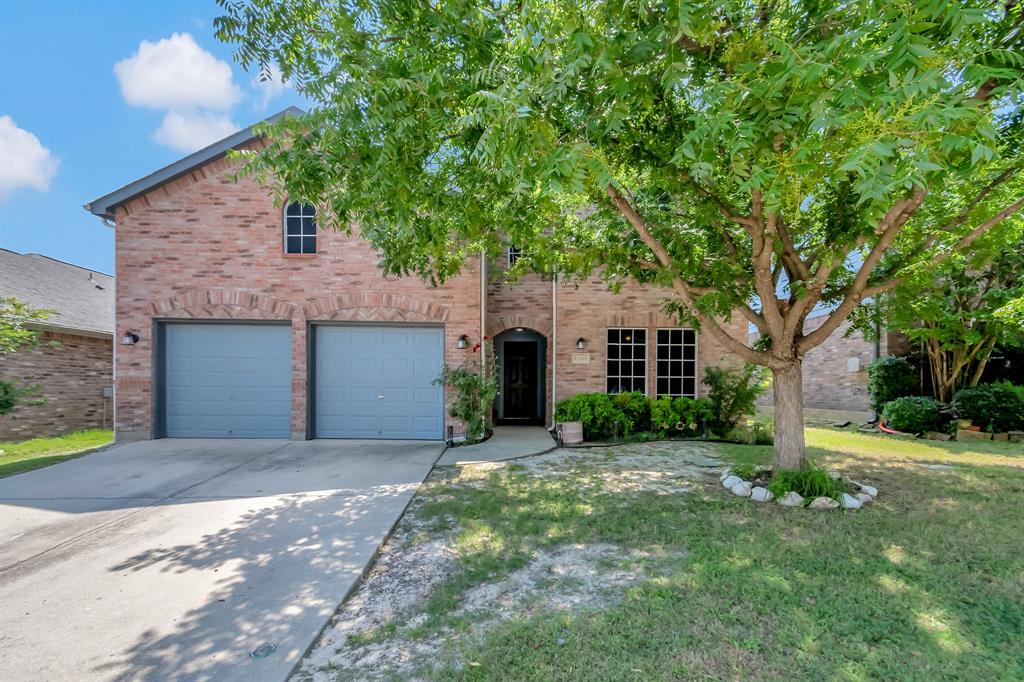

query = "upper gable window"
[{"left": 284, "top": 202, "right": 317, "bottom": 254}]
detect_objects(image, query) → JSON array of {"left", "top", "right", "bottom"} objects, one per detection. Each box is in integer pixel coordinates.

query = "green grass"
[
  {"left": 406, "top": 427, "right": 1023, "bottom": 680},
  {"left": 0, "top": 428, "right": 113, "bottom": 477}
]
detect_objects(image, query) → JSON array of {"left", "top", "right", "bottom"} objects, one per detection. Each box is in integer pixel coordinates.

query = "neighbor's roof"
[
  {"left": 0, "top": 249, "right": 114, "bottom": 338},
  {"left": 84, "top": 106, "right": 305, "bottom": 221}
]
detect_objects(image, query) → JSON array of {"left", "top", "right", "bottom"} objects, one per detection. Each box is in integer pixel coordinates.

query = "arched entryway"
[{"left": 493, "top": 328, "right": 547, "bottom": 425}]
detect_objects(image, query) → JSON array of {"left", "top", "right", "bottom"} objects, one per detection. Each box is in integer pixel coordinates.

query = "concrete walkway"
[
  {"left": 436, "top": 426, "right": 555, "bottom": 465},
  {"left": 0, "top": 438, "right": 442, "bottom": 682}
]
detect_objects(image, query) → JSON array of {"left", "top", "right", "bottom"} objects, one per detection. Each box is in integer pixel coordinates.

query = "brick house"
[
  {"left": 85, "top": 108, "right": 747, "bottom": 443},
  {"left": 0, "top": 250, "right": 114, "bottom": 440},
  {"left": 752, "top": 317, "right": 911, "bottom": 418}
]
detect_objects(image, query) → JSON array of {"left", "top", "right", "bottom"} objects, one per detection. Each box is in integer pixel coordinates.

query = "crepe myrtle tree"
[{"left": 216, "top": 0, "right": 1024, "bottom": 470}]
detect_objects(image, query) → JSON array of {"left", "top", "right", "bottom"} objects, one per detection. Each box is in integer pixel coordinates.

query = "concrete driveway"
[{"left": 0, "top": 438, "right": 443, "bottom": 682}]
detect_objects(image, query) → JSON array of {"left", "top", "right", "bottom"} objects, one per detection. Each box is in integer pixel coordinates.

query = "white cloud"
[
  {"left": 153, "top": 111, "right": 240, "bottom": 153},
  {"left": 115, "top": 33, "right": 241, "bottom": 111},
  {"left": 252, "top": 64, "right": 289, "bottom": 110},
  {"left": 0, "top": 116, "right": 59, "bottom": 200}
]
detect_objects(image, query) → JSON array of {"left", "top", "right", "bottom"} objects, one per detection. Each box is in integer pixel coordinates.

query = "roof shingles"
[{"left": 0, "top": 249, "right": 114, "bottom": 337}]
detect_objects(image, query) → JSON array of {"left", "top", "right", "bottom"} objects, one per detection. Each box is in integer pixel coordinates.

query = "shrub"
[
  {"left": 703, "top": 364, "right": 767, "bottom": 437},
  {"left": 650, "top": 396, "right": 713, "bottom": 436},
  {"left": 649, "top": 396, "right": 678, "bottom": 434},
  {"left": 951, "top": 382, "right": 1024, "bottom": 432},
  {"left": 433, "top": 356, "right": 498, "bottom": 443},
  {"left": 554, "top": 393, "right": 630, "bottom": 440},
  {"left": 675, "top": 397, "right": 713, "bottom": 435},
  {"left": 881, "top": 396, "right": 941, "bottom": 434},
  {"left": 767, "top": 462, "right": 852, "bottom": 501},
  {"left": 867, "top": 356, "right": 918, "bottom": 412},
  {"left": 612, "top": 392, "right": 651, "bottom": 433}
]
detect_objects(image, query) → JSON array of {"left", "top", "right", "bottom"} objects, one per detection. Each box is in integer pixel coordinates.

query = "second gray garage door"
[{"left": 315, "top": 325, "right": 444, "bottom": 439}]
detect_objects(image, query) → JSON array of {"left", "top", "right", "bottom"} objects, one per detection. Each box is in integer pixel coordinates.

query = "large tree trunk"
[{"left": 772, "top": 360, "right": 806, "bottom": 471}]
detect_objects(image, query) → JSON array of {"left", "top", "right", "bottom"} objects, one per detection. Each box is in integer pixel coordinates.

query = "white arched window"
[{"left": 284, "top": 202, "right": 317, "bottom": 254}]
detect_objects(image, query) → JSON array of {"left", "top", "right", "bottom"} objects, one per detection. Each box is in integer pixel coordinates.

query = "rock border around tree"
[{"left": 718, "top": 469, "right": 878, "bottom": 510}]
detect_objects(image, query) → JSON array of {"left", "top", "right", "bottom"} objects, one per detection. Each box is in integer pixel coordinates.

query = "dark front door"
[{"left": 502, "top": 341, "right": 539, "bottom": 421}]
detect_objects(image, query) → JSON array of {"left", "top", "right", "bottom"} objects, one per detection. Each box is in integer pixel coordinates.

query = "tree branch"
[
  {"left": 797, "top": 187, "right": 928, "bottom": 352},
  {"left": 605, "top": 184, "right": 766, "bottom": 365},
  {"left": 864, "top": 194, "right": 1024, "bottom": 298}
]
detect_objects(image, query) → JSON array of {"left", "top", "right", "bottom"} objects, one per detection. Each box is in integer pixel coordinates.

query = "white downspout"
[
  {"left": 551, "top": 272, "right": 557, "bottom": 426},
  {"left": 481, "top": 250, "right": 488, "bottom": 429}
]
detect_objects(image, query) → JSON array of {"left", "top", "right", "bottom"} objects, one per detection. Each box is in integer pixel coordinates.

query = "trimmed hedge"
[
  {"left": 650, "top": 396, "right": 714, "bottom": 436},
  {"left": 882, "top": 396, "right": 941, "bottom": 434},
  {"left": 951, "top": 382, "right": 1024, "bottom": 432},
  {"left": 867, "top": 356, "right": 918, "bottom": 412},
  {"left": 553, "top": 393, "right": 629, "bottom": 440}
]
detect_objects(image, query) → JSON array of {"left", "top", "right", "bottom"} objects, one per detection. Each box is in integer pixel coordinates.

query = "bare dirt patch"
[{"left": 293, "top": 442, "right": 718, "bottom": 681}]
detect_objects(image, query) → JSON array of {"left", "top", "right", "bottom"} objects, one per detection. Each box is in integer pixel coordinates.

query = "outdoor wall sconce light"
[
  {"left": 121, "top": 331, "right": 140, "bottom": 346},
  {"left": 457, "top": 334, "right": 469, "bottom": 349},
  {"left": 576, "top": 337, "right": 587, "bottom": 350}
]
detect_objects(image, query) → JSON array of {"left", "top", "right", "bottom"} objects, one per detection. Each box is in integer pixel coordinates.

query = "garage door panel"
[
  {"left": 315, "top": 326, "right": 443, "bottom": 439},
  {"left": 164, "top": 324, "right": 291, "bottom": 438}
]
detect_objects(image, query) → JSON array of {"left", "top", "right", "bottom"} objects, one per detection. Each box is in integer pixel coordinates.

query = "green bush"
[
  {"left": 650, "top": 396, "right": 678, "bottom": 434},
  {"left": 675, "top": 397, "right": 713, "bottom": 435},
  {"left": 650, "top": 396, "right": 713, "bottom": 436},
  {"left": 433, "top": 356, "right": 498, "bottom": 443},
  {"left": 767, "top": 461, "right": 852, "bottom": 501},
  {"left": 951, "top": 382, "right": 1024, "bottom": 432},
  {"left": 703, "top": 364, "right": 767, "bottom": 437},
  {"left": 554, "top": 393, "right": 630, "bottom": 440},
  {"left": 881, "top": 396, "right": 941, "bottom": 434},
  {"left": 612, "top": 392, "right": 652, "bottom": 433},
  {"left": 867, "top": 356, "right": 918, "bottom": 412}
]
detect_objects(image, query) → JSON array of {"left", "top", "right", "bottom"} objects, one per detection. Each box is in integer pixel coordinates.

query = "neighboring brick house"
[
  {"left": 751, "top": 314, "right": 911, "bottom": 416},
  {"left": 85, "top": 108, "right": 746, "bottom": 443},
  {"left": 0, "top": 250, "right": 114, "bottom": 440}
]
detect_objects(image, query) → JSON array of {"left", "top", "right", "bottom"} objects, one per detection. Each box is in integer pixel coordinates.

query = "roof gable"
[{"left": 84, "top": 106, "right": 304, "bottom": 221}]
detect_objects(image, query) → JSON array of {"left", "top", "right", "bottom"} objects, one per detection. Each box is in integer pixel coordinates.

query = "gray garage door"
[
  {"left": 164, "top": 324, "right": 292, "bottom": 438},
  {"left": 315, "top": 325, "right": 444, "bottom": 439}
]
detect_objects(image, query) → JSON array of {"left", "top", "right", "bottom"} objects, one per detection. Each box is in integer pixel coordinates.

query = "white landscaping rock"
[
  {"left": 719, "top": 470, "right": 733, "bottom": 482},
  {"left": 855, "top": 492, "right": 873, "bottom": 505},
  {"left": 722, "top": 475, "right": 742, "bottom": 489},
  {"left": 750, "top": 486, "right": 773, "bottom": 503},
  {"left": 809, "top": 496, "right": 840, "bottom": 510},
  {"left": 778, "top": 491, "right": 805, "bottom": 507},
  {"left": 730, "top": 481, "right": 752, "bottom": 497},
  {"left": 852, "top": 481, "right": 878, "bottom": 497},
  {"left": 840, "top": 493, "right": 862, "bottom": 510},
  {"left": 828, "top": 470, "right": 842, "bottom": 480}
]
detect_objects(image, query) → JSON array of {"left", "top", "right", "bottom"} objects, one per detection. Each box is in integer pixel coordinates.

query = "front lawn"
[
  {"left": 0, "top": 428, "right": 113, "bottom": 478},
  {"left": 298, "top": 428, "right": 1023, "bottom": 681}
]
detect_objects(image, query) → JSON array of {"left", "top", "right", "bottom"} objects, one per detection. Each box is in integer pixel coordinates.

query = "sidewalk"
[{"left": 436, "top": 426, "right": 555, "bottom": 465}]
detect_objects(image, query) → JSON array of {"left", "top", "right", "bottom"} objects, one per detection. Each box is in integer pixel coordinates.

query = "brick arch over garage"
[
  {"left": 487, "top": 314, "right": 552, "bottom": 340},
  {"left": 305, "top": 293, "right": 450, "bottom": 323},
  {"left": 151, "top": 290, "right": 295, "bottom": 320}
]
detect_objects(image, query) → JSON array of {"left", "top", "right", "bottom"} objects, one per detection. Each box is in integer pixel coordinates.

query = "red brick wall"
[
  {"left": 486, "top": 266, "right": 749, "bottom": 423},
  {"left": 113, "top": 151, "right": 481, "bottom": 441},
  {"left": 0, "top": 331, "right": 113, "bottom": 440},
  {"left": 554, "top": 276, "right": 748, "bottom": 404},
  {"left": 752, "top": 317, "right": 891, "bottom": 413}
]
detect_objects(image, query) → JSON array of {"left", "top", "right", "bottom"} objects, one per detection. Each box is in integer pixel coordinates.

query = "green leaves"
[{"left": 215, "top": 0, "right": 1021, "bottom": 324}]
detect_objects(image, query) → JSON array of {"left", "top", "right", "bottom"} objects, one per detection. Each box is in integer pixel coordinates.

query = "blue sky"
[{"left": 0, "top": 0, "right": 306, "bottom": 274}]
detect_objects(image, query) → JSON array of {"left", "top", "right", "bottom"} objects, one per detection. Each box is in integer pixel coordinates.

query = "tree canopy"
[{"left": 216, "top": 0, "right": 1023, "bottom": 468}]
